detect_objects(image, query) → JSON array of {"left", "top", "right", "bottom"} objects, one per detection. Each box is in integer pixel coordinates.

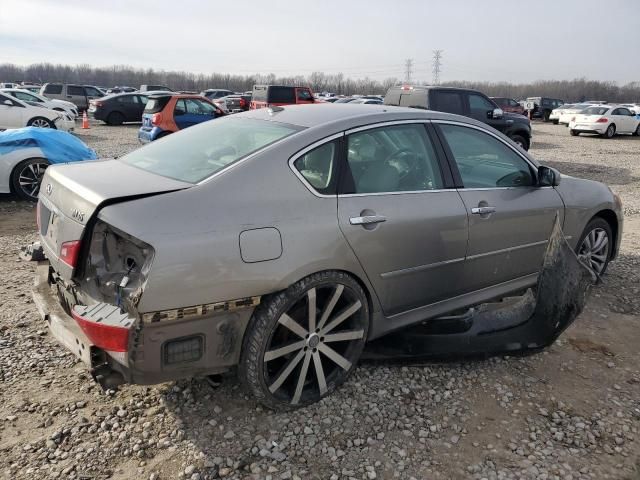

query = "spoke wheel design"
[
  {"left": 240, "top": 271, "right": 369, "bottom": 410},
  {"left": 12, "top": 159, "right": 49, "bottom": 201},
  {"left": 29, "top": 118, "right": 51, "bottom": 128},
  {"left": 578, "top": 226, "right": 610, "bottom": 275}
]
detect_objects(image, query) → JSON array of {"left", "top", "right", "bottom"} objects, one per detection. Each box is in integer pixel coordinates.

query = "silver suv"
[{"left": 40, "top": 83, "right": 105, "bottom": 111}]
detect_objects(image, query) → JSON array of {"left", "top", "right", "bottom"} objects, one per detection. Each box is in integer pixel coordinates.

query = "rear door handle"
[
  {"left": 350, "top": 215, "right": 387, "bottom": 225},
  {"left": 471, "top": 206, "right": 496, "bottom": 215}
]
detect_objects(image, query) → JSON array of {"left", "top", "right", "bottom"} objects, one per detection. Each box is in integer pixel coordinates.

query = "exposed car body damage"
[{"left": 364, "top": 216, "right": 595, "bottom": 359}]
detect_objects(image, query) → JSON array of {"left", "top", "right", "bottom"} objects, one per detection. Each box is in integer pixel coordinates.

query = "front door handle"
[
  {"left": 471, "top": 206, "right": 496, "bottom": 215},
  {"left": 349, "top": 215, "right": 387, "bottom": 225}
]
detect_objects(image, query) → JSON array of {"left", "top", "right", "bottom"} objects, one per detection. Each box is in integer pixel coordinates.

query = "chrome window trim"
[
  {"left": 344, "top": 119, "right": 429, "bottom": 135},
  {"left": 339, "top": 188, "right": 453, "bottom": 198},
  {"left": 287, "top": 132, "right": 344, "bottom": 199},
  {"left": 431, "top": 119, "right": 539, "bottom": 175}
]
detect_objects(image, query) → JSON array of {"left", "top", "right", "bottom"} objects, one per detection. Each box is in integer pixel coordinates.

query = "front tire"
[
  {"left": 27, "top": 117, "right": 55, "bottom": 129},
  {"left": 552, "top": 119, "right": 559, "bottom": 125},
  {"left": 11, "top": 158, "right": 49, "bottom": 201},
  {"left": 576, "top": 218, "right": 613, "bottom": 276},
  {"left": 543, "top": 110, "right": 551, "bottom": 122},
  {"left": 633, "top": 124, "right": 640, "bottom": 137},
  {"left": 510, "top": 134, "right": 529, "bottom": 150},
  {"left": 239, "top": 271, "right": 369, "bottom": 411}
]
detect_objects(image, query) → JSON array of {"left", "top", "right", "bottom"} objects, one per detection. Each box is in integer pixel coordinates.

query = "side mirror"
[
  {"left": 538, "top": 166, "right": 561, "bottom": 187},
  {"left": 491, "top": 108, "right": 503, "bottom": 119},
  {"left": 3, "top": 99, "right": 13, "bottom": 106}
]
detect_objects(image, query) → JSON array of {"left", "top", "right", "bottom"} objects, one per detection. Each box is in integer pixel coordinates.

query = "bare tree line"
[{"left": 1, "top": 63, "right": 639, "bottom": 102}]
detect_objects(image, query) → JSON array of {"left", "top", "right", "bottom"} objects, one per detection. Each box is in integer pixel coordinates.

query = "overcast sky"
[{"left": 1, "top": 0, "right": 639, "bottom": 84}]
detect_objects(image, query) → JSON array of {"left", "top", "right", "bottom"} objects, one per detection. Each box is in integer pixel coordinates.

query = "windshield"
[
  {"left": 119, "top": 117, "right": 301, "bottom": 183},
  {"left": 582, "top": 107, "right": 609, "bottom": 115}
]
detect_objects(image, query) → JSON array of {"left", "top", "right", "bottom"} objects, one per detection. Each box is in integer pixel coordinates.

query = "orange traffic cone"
[{"left": 82, "top": 111, "right": 89, "bottom": 129}]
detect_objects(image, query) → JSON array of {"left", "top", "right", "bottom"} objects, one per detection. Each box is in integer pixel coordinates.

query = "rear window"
[
  {"left": 44, "top": 84, "right": 63, "bottom": 95},
  {"left": 119, "top": 118, "right": 301, "bottom": 183},
  {"left": 144, "top": 96, "right": 172, "bottom": 113},
  {"left": 268, "top": 87, "right": 296, "bottom": 104},
  {"left": 582, "top": 107, "right": 609, "bottom": 115}
]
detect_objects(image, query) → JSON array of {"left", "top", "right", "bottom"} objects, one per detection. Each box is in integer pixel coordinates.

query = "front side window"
[
  {"left": 344, "top": 124, "right": 443, "bottom": 194},
  {"left": 430, "top": 91, "right": 464, "bottom": 115},
  {"left": 468, "top": 94, "right": 495, "bottom": 116},
  {"left": 293, "top": 141, "right": 337, "bottom": 194},
  {"left": 120, "top": 118, "right": 300, "bottom": 183},
  {"left": 438, "top": 124, "right": 534, "bottom": 188},
  {"left": 186, "top": 99, "right": 215, "bottom": 115},
  {"left": 84, "top": 87, "right": 103, "bottom": 97}
]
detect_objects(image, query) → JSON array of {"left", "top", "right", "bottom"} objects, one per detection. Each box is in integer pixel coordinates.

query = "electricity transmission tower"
[
  {"left": 432, "top": 50, "right": 443, "bottom": 85},
  {"left": 404, "top": 59, "right": 413, "bottom": 83}
]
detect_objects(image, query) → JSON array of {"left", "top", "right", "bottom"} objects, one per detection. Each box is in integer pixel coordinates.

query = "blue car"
[{"left": 138, "top": 93, "right": 225, "bottom": 143}]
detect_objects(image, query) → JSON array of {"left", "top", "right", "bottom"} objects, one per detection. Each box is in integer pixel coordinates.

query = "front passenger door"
[{"left": 435, "top": 122, "right": 564, "bottom": 293}]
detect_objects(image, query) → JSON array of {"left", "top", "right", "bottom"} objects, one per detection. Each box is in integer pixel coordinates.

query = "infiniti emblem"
[{"left": 46, "top": 183, "right": 52, "bottom": 195}]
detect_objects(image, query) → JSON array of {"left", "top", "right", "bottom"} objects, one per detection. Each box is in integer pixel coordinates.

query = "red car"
[
  {"left": 250, "top": 85, "right": 318, "bottom": 109},
  {"left": 490, "top": 97, "right": 525, "bottom": 115}
]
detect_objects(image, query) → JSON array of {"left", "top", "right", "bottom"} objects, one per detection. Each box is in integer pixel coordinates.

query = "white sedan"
[
  {"left": 569, "top": 105, "right": 640, "bottom": 138},
  {"left": 1, "top": 88, "right": 79, "bottom": 118},
  {"left": 551, "top": 103, "right": 594, "bottom": 125},
  {"left": 0, "top": 92, "right": 74, "bottom": 132}
]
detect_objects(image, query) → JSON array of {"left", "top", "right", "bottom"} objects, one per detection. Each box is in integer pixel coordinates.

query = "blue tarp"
[{"left": 0, "top": 127, "right": 97, "bottom": 163}]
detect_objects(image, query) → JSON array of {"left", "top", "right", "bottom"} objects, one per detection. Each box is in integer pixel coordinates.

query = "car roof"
[{"left": 238, "top": 103, "right": 489, "bottom": 130}]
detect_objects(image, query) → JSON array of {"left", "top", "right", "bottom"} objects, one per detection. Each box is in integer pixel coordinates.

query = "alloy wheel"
[
  {"left": 263, "top": 284, "right": 366, "bottom": 406},
  {"left": 17, "top": 161, "right": 48, "bottom": 200},
  {"left": 578, "top": 227, "right": 609, "bottom": 275},
  {"left": 31, "top": 118, "right": 50, "bottom": 128}
]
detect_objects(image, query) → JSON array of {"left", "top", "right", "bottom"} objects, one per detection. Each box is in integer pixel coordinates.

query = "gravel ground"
[{"left": 0, "top": 121, "right": 639, "bottom": 480}]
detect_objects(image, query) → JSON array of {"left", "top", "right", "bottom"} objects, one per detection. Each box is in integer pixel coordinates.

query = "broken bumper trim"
[{"left": 32, "top": 261, "right": 94, "bottom": 366}]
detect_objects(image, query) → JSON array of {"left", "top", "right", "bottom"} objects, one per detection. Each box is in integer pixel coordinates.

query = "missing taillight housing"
[{"left": 60, "top": 240, "right": 82, "bottom": 267}]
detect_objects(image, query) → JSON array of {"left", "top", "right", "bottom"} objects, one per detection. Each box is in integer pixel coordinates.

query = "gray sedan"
[{"left": 29, "top": 104, "right": 622, "bottom": 410}]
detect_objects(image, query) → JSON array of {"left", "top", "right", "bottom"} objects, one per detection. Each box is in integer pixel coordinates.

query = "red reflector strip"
[
  {"left": 72, "top": 309, "right": 130, "bottom": 352},
  {"left": 60, "top": 240, "right": 81, "bottom": 268}
]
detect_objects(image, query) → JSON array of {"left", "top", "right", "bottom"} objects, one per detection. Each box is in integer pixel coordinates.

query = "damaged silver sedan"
[{"left": 26, "top": 104, "right": 623, "bottom": 410}]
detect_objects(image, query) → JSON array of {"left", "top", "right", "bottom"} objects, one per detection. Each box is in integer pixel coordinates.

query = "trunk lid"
[{"left": 38, "top": 159, "right": 191, "bottom": 280}]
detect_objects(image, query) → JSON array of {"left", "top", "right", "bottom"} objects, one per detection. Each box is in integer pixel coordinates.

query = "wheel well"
[{"left": 593, "top": 209, "right": 619, "bottom": 259}]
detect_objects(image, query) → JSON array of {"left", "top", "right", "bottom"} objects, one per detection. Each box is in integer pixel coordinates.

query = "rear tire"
[
  {"left": 107, "top": 111, "right": 125, "bottom": 126},
  {"left": 239, "top": 271, "right": 369, "bottom": 411},
  {"left": 603, "top": 124, "right": 616, "bottom": 139},
  {"left": 552, "top": 119, "right": 559, "bottom": 125},
  {"left": 27, "top": 117, "right": 55, "bottom": 129},
  {"left": 634, "top": 124, "right": 640, "bottom": 137},
  {"left": 569, "top": 129, "right": 579, "bottom": 136},
  {"left": 10, "top": 158, "right": 50, "bottom": 201}
]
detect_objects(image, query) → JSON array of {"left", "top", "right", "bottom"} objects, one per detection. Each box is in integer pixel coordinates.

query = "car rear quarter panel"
[{"left": 96, "top": 132, "right": 380, "bottom": 316}]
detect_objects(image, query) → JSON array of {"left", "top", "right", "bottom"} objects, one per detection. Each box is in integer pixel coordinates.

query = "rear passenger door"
[
  {"left": 66, "top": 85, "right": 87, "bottom": 109},
  {"left": 435, "top": 122, "right": 564, "bottom": 293},
  {"left": 336, "top": 122, "right": 469, "bottom": 316},
  {"left": 429, "top": 90, "right": 465, "bottom": 116}
]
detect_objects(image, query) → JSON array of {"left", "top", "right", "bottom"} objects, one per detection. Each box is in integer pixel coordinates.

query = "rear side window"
[
  {"left": 344, "top": 124, "right": 443, "bottom": 194},
  {"left": 144, "top": 96, "right": 172, "bottom": 113},
  {"left": 438, "top": 124, "right": 533, "bottom": 188},
  {"left": 430, "top": 91, "right": 464, "bottom": 115},
  {"left": 67, "top": 85, "right": 84, "bottom": 96},
  {"left": 268, "top": 87, "right": 295, "bottom": 103},
  {"left": 293, "top": 141, "right": 337, "bottom": 194},
  {"left": 44, "top": 84, "right": 63, "bottom": 95},
  {"left": 116, "top": 95, "right": 138, "bottom": 104}
]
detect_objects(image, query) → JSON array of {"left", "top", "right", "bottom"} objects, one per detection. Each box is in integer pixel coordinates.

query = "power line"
[
  {"left": 404, "top": 58, "right": 413, "bottom": 83},
  {"left": 432, "top": 50, "right": 443, "bottom": 85}
]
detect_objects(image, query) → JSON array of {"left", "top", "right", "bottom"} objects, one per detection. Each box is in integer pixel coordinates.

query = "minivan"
[
  {"left": 250, "top": 85, "right": 317, "bottom": 109},
  {"left": 40, "top": 83, "right": 105, "bottom": 111}
]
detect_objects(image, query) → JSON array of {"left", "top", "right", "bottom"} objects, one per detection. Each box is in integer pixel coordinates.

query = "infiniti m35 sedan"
[{"left": 29, "top": 104, "right": 622, "bottom": 410}]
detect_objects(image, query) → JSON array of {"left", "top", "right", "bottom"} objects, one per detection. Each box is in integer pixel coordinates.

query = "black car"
[
  {"left": 525, "top": 97, "right": 564, "bottom": 122},
  {"left": 88, "top": 93, "right": 148, "bottom": 125},
  {"left": 201, "top": 89, "right": 235, "bottom": 100},
  {"left": 384, "top": 86, "right": 532, "bottom": 150}
]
